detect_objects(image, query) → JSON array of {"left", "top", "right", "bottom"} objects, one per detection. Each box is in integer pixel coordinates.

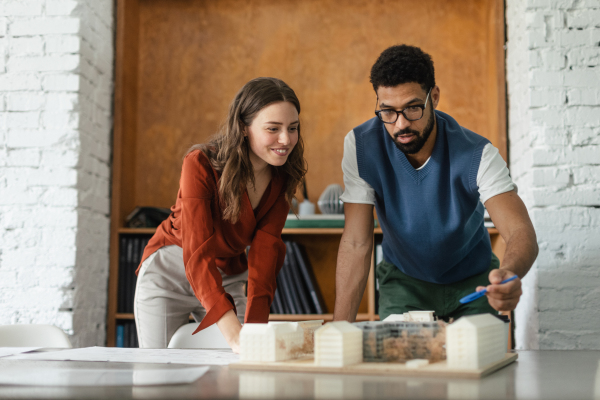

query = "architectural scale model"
[
  {"left": 314, "top": 321, "right": 362, "bottom": 367},
  {"left": 405, "top": 359, "right": 430, "bottom": 369},
  {"left": 269, "top": 320, "right": 324, "bottom": 354},
  {"left": 446, "top": 314, "right": 505, "bottom": 369},
  {"left": 239, "top": 322, "right": 304, "bottom": 362},
  {"left": 383, "top": 311, "right": 436, "bottom": 322},
  {"left": 380, "top": 321, "right": 446, "bottom": 363}
]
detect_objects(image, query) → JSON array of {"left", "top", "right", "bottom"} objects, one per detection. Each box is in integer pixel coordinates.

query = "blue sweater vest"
[{"left": 355, "top": 110, "right": 491, "bottom": 284}]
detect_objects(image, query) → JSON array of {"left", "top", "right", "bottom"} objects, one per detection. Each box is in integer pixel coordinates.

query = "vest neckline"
[{"left": 394, "top": 116, "right": 443, "bottom": 185}]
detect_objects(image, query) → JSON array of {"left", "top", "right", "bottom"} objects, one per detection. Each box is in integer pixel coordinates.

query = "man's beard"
[{"left": 392, "top": 107, "right": 435, "bottom": 154}]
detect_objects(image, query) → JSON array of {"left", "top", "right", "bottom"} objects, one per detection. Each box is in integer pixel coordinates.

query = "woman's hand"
[{"left": 216, "top": 309, "right": 242, "bottom": 353}]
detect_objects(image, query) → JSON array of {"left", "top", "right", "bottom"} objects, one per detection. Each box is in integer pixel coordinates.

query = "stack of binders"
[
  {"left": 271, "top": 241, "right": 327, "bottom": 315},
  {"left": 115, "top": 320, "right": 139, "bottom": 348},
  {"left": 117, "top": 235, "right": 151, "bottom": 314}
]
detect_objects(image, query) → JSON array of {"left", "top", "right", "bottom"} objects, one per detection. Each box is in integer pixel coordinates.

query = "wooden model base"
[{"left": 230, "top": 352, "right": 518, "bottom": 379}]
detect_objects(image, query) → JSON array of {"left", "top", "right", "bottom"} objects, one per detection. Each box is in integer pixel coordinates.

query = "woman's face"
[{"left": 245, "top": 101, "right": 299, "bottom": 170}]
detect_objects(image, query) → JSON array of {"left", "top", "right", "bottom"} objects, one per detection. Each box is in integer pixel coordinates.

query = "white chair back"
[
  {"left": 168, "top": 323, "right": 229, "bottom": 349},
  {"left": 0, "top": 324, "right": 72, "bottom": 348}
]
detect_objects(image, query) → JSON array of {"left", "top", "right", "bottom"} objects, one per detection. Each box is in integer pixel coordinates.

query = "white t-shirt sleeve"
[
  {"left": 339, "top": 130, "right": 376, "bottom": 205},
  {"left": 477, "top": 143, "right": 518, "bottom": 204}
]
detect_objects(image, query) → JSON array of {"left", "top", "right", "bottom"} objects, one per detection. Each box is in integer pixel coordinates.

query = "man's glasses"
[{"left": 375, "top": 88, "right": 432, "bottom": 124}]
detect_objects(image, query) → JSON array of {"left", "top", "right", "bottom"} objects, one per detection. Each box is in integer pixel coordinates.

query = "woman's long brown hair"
[{"left": 188, "top": 77, "right": 307, "bottom": 223}]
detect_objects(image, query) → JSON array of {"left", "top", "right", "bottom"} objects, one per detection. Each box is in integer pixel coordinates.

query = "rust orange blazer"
[{"left": 137, "top": 150, "right": 289, "bottom": 333}]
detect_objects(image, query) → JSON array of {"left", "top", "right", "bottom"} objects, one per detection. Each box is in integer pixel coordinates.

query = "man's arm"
[
  {"left": 333, "top": 202, "right": 374, "bottom": 322},
  {"left": 479, "top": 190, "right": 538, "bottom": 311}
]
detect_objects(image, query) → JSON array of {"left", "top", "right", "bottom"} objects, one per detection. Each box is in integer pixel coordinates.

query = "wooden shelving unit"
[
  {"left": 107, "top": 226, "right": 503, "bottom": 346},
  {"left": 108, "top": 0, "right": 507, "bottom": 347}
]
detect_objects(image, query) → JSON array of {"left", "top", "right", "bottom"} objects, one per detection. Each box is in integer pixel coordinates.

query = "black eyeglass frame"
[{"left": 374, "top": 88, "right": 432, "bottom": 124}]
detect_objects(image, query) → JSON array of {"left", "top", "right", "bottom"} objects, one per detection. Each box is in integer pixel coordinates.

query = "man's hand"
[
  {"left": 216, "top": 309, "right": 242, "bottom": 353},
  {"left": 482, "top": 190, "right": 537, "bottom": 311},
  {"left": 476, "top": 269, "right": 522, "bottom": 311}
]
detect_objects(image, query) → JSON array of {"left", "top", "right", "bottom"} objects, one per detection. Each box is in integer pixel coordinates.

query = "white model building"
[
  {"left": 314, "top": 321, "right": 362, "bottom": 367},
  {"left": 383, "top": 310, "right": 436, "bottom": 322},
  {"left": 239, "top": 322, "right": 304, "bottom": 362},
  {"left": 446, "top": 314, "right": 505, "bottom": 369},
  {"left": 269, "top": 320, "right": 323, "bottom": 354}
]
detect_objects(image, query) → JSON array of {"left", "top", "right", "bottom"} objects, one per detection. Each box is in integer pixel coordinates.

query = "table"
[{"left": 0, "top": 350, "right": 599, "bottom": 399}]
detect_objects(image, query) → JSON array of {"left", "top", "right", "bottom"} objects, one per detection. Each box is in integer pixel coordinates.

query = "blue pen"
[{"left": 459, "top": 275, "right": 519, "bottom": 304}]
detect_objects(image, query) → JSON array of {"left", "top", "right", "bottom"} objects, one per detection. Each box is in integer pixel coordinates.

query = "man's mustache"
[{"left": 394, "top": 129, "right": 420, "bottom": 138}]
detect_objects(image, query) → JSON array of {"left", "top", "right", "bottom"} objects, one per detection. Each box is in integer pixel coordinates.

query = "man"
[{"left": 334, "top": 45, "right": 538, "bottom": 322}]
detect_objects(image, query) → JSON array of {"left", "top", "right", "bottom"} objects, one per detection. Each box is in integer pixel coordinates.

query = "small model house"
[
  {"left": 269, "top": 320, "right": 324, "bottom": 354},
  {"left": 314, "top": 321, "right": 362, "bottom": 367},
  {"left": 240, "top": 323, "right": 303, "bottom": 362},
  {"left": 446, "top": 314, "right": 505, "bottom": 369},
  {"left": 383, "top": 311, "right": 436, "bottom": 322}
]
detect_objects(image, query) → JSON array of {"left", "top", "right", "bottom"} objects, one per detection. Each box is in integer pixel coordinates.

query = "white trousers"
[{"left": 134, "top": 245, "right": 248, "bottom": 349}]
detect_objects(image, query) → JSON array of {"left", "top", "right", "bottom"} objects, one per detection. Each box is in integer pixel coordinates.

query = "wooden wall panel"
[{"left": 118, "top": 0, "right": 506, "bottom": 221}]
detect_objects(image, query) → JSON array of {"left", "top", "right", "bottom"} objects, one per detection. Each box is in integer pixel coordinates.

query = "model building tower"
[
  {"left": 240, "top": 323, "right": 304, "bottom": 362},
  {"left": 314, "top": 321, "right": 362, "bottom": 367},
  {"left": 446, "top": 314, "right": 505, "bottom": 369}
]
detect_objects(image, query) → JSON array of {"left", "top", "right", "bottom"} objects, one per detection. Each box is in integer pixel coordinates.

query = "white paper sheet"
[
  {"left": 0, "top": 347, "right": 41, "bottom": 358},
  {"left": 0, "top": 366, "right": 209, "bottom": 386},
  {"left": 7, "top": 346, "right": 239, "bottom": 365}
]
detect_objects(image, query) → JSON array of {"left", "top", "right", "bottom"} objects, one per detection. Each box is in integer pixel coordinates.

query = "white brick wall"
[
  {"left": 507, "top": 0, "right": 600, "bottom": 349},
  {"left": 0, "top": 0, "right": 113, "bottom": 347}
]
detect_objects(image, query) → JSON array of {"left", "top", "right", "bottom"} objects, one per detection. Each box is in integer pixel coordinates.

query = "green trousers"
[{"left": 377, "top": 253, "right": 500, "bottom": 321}]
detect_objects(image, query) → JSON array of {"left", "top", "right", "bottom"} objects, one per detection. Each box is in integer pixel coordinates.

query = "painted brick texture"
[
  {"left": 506, "top": 0, "right": 600, "bottom": 349},
  {"left": 0, "top": 0, "right": 113, "bottom": 347}
]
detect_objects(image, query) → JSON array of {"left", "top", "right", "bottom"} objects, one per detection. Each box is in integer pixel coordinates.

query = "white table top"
[{"left": 0, "top": 350, "right": 598, "bottom": 399}]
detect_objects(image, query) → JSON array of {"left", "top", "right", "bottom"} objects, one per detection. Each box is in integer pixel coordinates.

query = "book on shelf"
[
  {"left": 271, "top": 280, "right": 284, "bottom": 314},
  {"left": 275, "top": 274, "right": 290, "bottom": 314},
  {"left": 284, "top": 241, "right": 314, "bottom": 314},
  {"left": 276, "top": 258, "right": 298, "bottom": 314},
  {"left": 289, "top": 241, "right": 327, "bottom": 314},
  {"left": 121, "top": 237, "right": 134, "bottom": 314},
  {"left": 116, "top": 324, "right": 124, "bottom": 348},
  {"left": 283, "top": 247, "right": 305, "bottom": 314},
  {"left": 269, "top": 240, "right": 327, "bottom": 315},
  {"left": 119, "top": 320, "right": 138, "bottom": 348},
  {"left": 129, "top": 237, "right": 140, "bottom": 314},
  {"left": 118, "top": 234, "right": 151, "bottom": 314},
  {"left": 118, "top": 236, "right": 128, "bottom": 313}
]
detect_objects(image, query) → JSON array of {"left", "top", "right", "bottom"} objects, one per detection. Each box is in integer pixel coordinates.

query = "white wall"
[
  {"left": 0, "top": 0, "right": 113, "bottom": 347},
  {"left": 506, "top": 0, "right": 600, "bottom": 349},
  {"left": 1, "top": 0, "right": 598, "bottom": 350}
]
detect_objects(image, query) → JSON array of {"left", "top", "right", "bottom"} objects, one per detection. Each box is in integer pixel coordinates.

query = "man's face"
[{"left": 376, "top": 83, "right": 438, "bottom": 155}]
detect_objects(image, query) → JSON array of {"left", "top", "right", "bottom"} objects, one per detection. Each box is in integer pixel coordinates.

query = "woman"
[{"left": 134, "top": 77, "right": 307, "bottom": 352}]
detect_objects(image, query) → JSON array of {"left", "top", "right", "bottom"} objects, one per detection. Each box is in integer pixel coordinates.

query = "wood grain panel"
[
  {"left": 108, "top": 0, "right": 140, "bottom": 346},
  {"left": 125, "top": 0, "right": 506, "bottom": 216}
]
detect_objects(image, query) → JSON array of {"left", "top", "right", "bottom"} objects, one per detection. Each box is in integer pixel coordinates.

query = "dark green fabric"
[{"left": 377, "top": 253, "right": 500, "bottom": 321}]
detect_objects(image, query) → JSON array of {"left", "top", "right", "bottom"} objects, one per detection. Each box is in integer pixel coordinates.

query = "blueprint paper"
[
  {"left": 0, "top": 347, "right": 41, "bottom": 358},
  {"left": 7, "top": 346, "right": 239, "bottom": 365},
  {"left": 0, "top": 366, "right": 209, "bottom": 386}
]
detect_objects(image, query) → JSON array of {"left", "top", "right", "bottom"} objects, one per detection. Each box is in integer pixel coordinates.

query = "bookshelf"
[
  {"left": 108, "top": 0, "right": 507, "bottom": 346},
  {"left": 107, "top": 226, "right": 504, "bottom": 346}
]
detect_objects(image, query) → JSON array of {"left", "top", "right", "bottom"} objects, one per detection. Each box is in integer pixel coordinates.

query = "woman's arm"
[
  {"left": 216, "top": 309, "right": 242, "bottom": 353},
  {"left": 245, "top": 192, "right": 289, "bottom": 323},
  {"left": 179, "top": 152, "right": 240, "bottom": 349}
]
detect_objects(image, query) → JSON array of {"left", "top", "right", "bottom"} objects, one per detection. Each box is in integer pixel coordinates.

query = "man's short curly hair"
[{"left": 370, "top": 45, "right": 435, "bottom": 93}]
